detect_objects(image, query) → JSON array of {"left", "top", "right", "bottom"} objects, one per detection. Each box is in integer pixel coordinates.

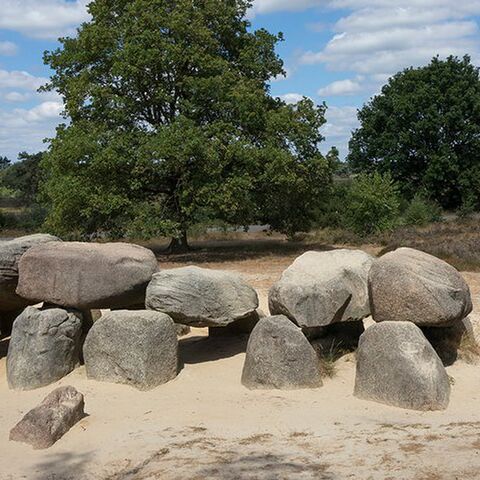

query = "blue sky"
[{"left": 0, "top": 0, "right": 480, "bottom": 160}]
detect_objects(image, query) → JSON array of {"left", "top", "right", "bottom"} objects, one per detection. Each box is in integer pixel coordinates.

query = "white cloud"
[
  {"left": 3, "top": 92, "right": 31, "bottom": 102},
  {"left": 0, "top": 0, "right": 90, "bottom": 39},
  {"left": 321, "top": 106, "right": 359, "bottom": 159},
  {"left": 0, "top": 101, "right": 63, "bottom": 158},
  {"left": 0, "top": 41, "right": 18, "bottom": 56},
  {"left": 301, "top": 3, "right": 480, "bottom": 77},
  {"left": 250, "top": 0, "right": 326, "bottom": 16},
  {"left": 278, "top": 93, "right": 305, "bottom": 104},
  {"left": 318, "top": 79, "right": 363, "bottom": 96},
  {"left": 0, "top": 70, "right": 48, "bottom": 91}
]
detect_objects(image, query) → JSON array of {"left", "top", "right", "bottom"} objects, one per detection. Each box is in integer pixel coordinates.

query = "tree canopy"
[
  {"left": 41, "top": 0, "right": 334, "bottom": 248},
  {"left": 1, "top": 152, "right": 43, "bottom": 204},
  {"left": 348, "top": 56, "right": 480, "bottom": 210}
]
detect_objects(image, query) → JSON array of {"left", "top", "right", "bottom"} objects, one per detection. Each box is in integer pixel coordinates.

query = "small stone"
[{"left": 10, "top": 386, "right": 85, "bottom": 449}]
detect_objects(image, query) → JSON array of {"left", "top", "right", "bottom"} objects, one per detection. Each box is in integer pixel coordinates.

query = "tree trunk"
[{"left": 166, "top": 231, "right": 190, "bottom": 254}]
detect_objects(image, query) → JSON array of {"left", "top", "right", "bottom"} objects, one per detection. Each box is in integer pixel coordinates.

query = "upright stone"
[
  {"left": 354, "top": 322, "right": 450, "bottom": 411},
  {"left": 146, "top": 266, "right": 258, "bottom": 327},
  {"left": 10, "top": 386, "right": 84, "bottom": 449},
  {"left": 241, "top": 315, "right": 322, "bottom": 390},
  {"left": 369, "top": 247, "right": 472, "bottom": 326},
  {"left": 7, "top": 307, "right": 83, "bottom": 390},
  {"left": 16, "top": 242, "right": 158, "bottom": 310},
  {"left": 83, "top": 310, "right": 178, "bottom": 390},
  {"left": 269, "top": 250, "right": 374, "bottom": 329}
]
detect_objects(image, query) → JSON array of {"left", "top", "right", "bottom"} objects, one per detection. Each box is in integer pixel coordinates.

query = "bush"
[
  {"left": 402, "top": 194, "right": 442, "bottom": 226},
  {"left": 313, "top": 180, "right": 350, "bottom": 229},
  {"left": 344, "top": 172, "right": 401, "bottom": 235}
]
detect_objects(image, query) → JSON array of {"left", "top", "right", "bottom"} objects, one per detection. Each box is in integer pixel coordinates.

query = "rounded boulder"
[
  {"left": 269, "top": 250, "right": 374, "bottom": 328},
  {"left": 146, "top": 266, "right": 258, "bottom": 327},
  {"left": 16, "top": 242, "right": 158, "bottom": 310},
  {"left": 369, "top": 247, "right": 472, "bottom": 327}
]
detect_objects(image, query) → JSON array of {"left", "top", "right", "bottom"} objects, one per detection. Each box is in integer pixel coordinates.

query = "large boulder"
[
  {"left": 354, "top": 322, "right": 450, "bottom": 411},
  {"left": 16, "top": 242, "right": 158, "bottom": 310},
  {"left": 369, "top": 247, "right": 472, "bottom": 327},
  {"left": 146, "top": 266, "right": 258, "bottom": 327},
  {"left": 0, "top": 234, "right": 60, "bottom": 313},
  {"left": 83, "top": 310, "right": 178, "bottom": 390},
  {"left": 241, "top": 315, "right": 322, "bottom": 390},
  {"left": 269, "top": 250, "right": 374, "bottom": 329},
  {"left": 7, "top": 306, "right": 83, "bottom": 390},
  {"left": 10, "top": 386, "right": 85, "bottom": 449}
]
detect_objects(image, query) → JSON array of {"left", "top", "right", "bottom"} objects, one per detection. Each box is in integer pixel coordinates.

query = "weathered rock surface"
[
  {"left": 354, "top": 322, "right": 450, "bottom": 411},
  {"left": 16, "top": 242, "right": 158, "bottom": 310},
  {"left": 10, "top": 386, "right": 84, "bottom": 449},
  {"left": 7, "top": 307, "right": 83, "bottom": 390},
  {"left": 83, "top": 310, "right": 178, "bottom": 390},
  {"left": 209, "top": 310, "right": 265, "bottom": 337},
  {"left": 269, "top": 250, "right": 374, "bottom": 328},
  {"left": 369, "top": 247, "right": 472, "bottom": 327},
  {"left": 241, "top": 315, "right": 322, "bottom": 390},
  {"left": 0, "top": 234, "right": 60, "bottom": 312},
  {"left": 146, "top": 266, "right": 258, "bottom": 327}
]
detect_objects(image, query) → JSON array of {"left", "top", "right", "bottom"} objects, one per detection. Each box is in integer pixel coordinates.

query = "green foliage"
[
  {"left": 0, "top": 156, "right": 10, "bottom": 170},
  {"left": 344, "top": 172, "right": 401, "bottom": 235},
  {"left": 402, "top": 194, "right": 442, "bottom": 226},
  {"left": 348, "top": 56, "right": 480, "bottom": 210},
  {"left": 1, "top": 152, "right": 44, "bottom": 204},
  {"left": 41, "top": 0, "right": 334, "bottom": 243}
]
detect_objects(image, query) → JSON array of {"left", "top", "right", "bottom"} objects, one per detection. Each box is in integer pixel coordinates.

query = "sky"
[{"left": 0, "top": 0, "right": 480, "bottom": 160}]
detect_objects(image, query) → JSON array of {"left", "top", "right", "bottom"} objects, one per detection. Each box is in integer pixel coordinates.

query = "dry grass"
[
  {"left": 377, "top": 219, "right": 480, "bottom": 271},
  {"left": 458, "top": 333, "right": 480, "bottom": 364}
]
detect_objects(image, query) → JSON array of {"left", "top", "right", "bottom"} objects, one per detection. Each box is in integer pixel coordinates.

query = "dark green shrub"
[
  {"left": 344, "top": 172, "right": 401, "bottom": 235},
  {"left": 402, "top": 194, "right": 442, "bottom": 226}
]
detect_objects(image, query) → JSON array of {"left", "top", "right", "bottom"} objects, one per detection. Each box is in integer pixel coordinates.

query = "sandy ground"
[{"left": 1, "top": 245, "right": 480, "bottom": 480}]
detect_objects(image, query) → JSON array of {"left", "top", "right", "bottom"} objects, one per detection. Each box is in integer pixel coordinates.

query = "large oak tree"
[{"left": 41, "top": 0, "right": 335, "bottom": 250}]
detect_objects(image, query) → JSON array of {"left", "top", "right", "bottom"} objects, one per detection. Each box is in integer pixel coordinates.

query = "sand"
[{"left": 1, "top": 250, "right": 480, "bottom": 480}]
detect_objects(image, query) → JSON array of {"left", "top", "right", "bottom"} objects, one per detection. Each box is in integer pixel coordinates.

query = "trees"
[
  {"left": 348, "top": 56, "right": 480, "bottom": 210},
  {"left": 0, "top": 156, "right": 10, "bottom": 170},
  {"left": 1, "top": 152, "right": 43, "bottom": 204},
  {"left": 41, "top": 0, "right": 334, "bottom": 249}
]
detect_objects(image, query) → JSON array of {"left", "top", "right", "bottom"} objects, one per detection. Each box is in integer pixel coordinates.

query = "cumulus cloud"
[
  {"left": 0, "top": 101, "right": 63, "bottom": 158},
  {"left": 2, "top": 92, "right": 31, "bottom": 103},
  {"left": 278, "top": 93, "right": 305, "bottom": 104},
  {"left": 0, "top": 70, "right": 48, "bottom": 91},
  {"left": 250, "top": 0, "right": 326, "bottom": 16},
  {"left": 301, "top": 2, "right": 480, "bottom": 77},
  {"left": 318, "top": 79, "right": 363, "bottom": 96},
  {"left": 0, "top": 0, "right": 90, "bottom": 39},
  {"left": 0, "top": 41, "right": 18, "bottom": 56},
  {"left": 321, "top": 106, "right": 359, "bottom": 158},
  {"left": 0, "top": 67, "right": 63, "bottom": 157}
]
